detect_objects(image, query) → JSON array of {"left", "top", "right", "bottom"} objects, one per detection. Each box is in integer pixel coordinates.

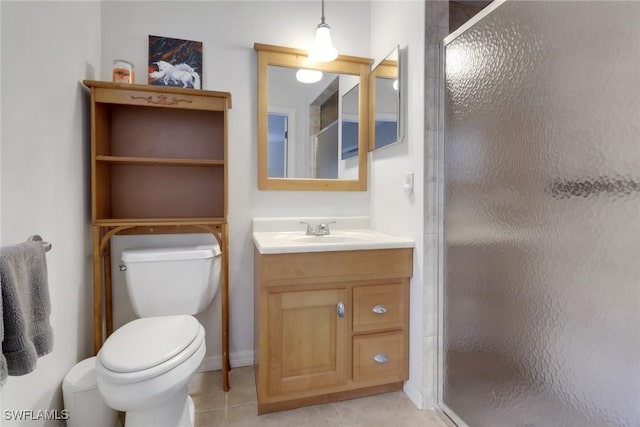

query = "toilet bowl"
[
  {"left": 63, "top": 357, "right": 121, "bottom": 427},
  {"left": 96, "top": 315, "right": 206, "bottom": 427},
  {"left": 95, "top": 245, "right": 221, "bottom": 427}
]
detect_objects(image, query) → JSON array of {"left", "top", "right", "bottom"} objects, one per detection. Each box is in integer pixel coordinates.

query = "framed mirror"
[
  {"left": 369, "top": 46, "right": 403, "bottom": 151},
  {"left": 255, "top": 43, "right": 372, "bottom": 191}
]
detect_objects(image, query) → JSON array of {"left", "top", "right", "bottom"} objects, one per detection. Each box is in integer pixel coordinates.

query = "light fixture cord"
[{"left": 320, "top": 0, "right": 326, "bottom": 25}]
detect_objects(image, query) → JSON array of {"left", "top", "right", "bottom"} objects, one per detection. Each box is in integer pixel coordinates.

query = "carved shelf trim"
[{"left": 130, "top": 94, "right": 193, "bottom": 106}]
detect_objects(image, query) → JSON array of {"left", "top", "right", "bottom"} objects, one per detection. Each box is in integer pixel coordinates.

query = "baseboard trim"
[
  {"left": 199, "top": 350, "right": 254, "bottom": 372},
  {"left": 403, "top": 379, "right": 424, "bottom": 409},
  {"left": 258, "top": 382, "right": 404, "bottom": 415}
]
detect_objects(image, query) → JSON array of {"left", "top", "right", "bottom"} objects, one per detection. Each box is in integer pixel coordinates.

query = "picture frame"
[{"left": 148, "top": 35, "right": 203, "bottom": 89}]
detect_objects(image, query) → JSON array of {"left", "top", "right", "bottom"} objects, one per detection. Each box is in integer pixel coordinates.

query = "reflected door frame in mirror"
[{"left": 255, "top": 43, "right": 372, "bottom": 191}]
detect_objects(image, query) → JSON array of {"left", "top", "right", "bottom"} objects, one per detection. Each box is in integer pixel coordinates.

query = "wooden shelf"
[
  {"left": 89, "top": 85, "right": 228, "bottom": 221},
  {"left": 94, "top": 218, "right": 226, "bottom": 236},
  {"left": 96, "top": 155, "right": 225, "bottom": 167},
  {"left": 83, "top": 79, "right": 232, "bottom": 109},
  {"left": 95, "top": 218, "right": 225, "bottom": 226}
]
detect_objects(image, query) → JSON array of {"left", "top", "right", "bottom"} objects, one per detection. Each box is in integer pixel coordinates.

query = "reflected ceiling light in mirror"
[
  {"left": 308, "top": 0, "right": 338, "bottom": 62},
  {"left": 296, "top": 69, "right": 323, "bottom": 83}
]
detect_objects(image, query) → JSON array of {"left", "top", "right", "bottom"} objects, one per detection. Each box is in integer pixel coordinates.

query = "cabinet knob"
[
  {"left": 337, "top": 301, "right": 345, "bottom": 318},
  {"left": 119, "top": 264, "right": 127, "bottom": 271},
  {"left": 373, "top": 353, "right": 389, "bottom": 364},
  {"left": 371, "top": 304, "right": 387, "bottom": 314}
]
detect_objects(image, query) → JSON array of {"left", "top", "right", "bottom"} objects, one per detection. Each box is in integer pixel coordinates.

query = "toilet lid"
[{"left": 99, "top": 315, "right": 200, "bottom": 373}]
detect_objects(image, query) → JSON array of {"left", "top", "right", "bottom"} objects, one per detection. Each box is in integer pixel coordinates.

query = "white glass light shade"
[
  {"left": 296, "top": 69, "right": 323, "bottom": 83},
  {"left": 309, "top": 25, "right": 338, "bottom": 62}
]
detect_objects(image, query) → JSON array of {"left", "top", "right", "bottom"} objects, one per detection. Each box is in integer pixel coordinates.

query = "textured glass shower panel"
[{"left": 444, "top": 2, "right": 640, "bottom": 426}]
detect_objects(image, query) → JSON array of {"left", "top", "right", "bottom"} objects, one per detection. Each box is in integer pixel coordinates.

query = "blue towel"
[{"left": 0, "top": 241, "right": 53, "bottom": 385}]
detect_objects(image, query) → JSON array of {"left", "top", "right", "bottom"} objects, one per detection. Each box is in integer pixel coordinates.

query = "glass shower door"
[{"left": 442, "top": 1, "right": 640, "bottom": 426}]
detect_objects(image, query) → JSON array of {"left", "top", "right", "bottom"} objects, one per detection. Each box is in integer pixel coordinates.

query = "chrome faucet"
[{"left": 300, "top": 221, "right": 336, "bottom": 236}]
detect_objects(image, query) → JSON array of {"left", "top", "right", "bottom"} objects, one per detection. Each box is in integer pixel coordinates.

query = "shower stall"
[{"left": 439, "top": 1, "right": 639, "bottom": 426}]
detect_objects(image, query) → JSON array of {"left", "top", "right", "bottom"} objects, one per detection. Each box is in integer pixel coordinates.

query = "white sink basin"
[
  {"left": 290, "top": 234, "right": 371, "bottom": 244},
  {"left": 253, "top": 229, "right": 414, "bottom": 254}
]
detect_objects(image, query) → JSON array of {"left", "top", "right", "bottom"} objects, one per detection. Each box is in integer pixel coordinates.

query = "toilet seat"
[{"left": 97, "top": 315, "right": 204, "bottom": 384}]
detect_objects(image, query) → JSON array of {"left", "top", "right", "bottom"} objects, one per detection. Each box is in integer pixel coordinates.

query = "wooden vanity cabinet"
[{"left": 254, "top": 248, "right": 413, "bottom": 414}]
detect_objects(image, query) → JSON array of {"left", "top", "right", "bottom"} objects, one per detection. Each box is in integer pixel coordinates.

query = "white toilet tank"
[{"left": 121, "top": 245, "right": 221, "bottom": 317}]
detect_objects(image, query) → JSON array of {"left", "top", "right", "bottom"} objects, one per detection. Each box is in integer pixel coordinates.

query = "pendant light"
[
  {"left": 296, "top": 69, "right": 323, "bottom": 83},
  {"left": 308, "top": 0, "right": 338, "bottom": 62}
]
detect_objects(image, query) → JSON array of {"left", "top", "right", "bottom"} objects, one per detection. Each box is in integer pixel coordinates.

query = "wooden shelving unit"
[{"left": 84, "top": 80, "right": 232, "bottom": 390}]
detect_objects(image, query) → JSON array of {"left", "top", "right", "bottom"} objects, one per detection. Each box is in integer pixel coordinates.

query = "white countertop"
[{"left": 252, "top": 217, "right": 414, "bottom": 254}]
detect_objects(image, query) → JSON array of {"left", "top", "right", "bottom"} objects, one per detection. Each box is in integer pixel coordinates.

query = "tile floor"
[{"left": 188, "top": 366, "right": 450, "bottom": 427}]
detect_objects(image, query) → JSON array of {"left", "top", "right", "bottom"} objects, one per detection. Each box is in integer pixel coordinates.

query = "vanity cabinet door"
[{"left": 267, "top": 288, "right": 348, "bottom": 396}]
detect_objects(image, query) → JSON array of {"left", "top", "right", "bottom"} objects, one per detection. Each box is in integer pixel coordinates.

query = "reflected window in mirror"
[
  {"left": 255, "top": 43, "right": 372, "bottom": 191},
  {"left": 267, "top": 113, "right": 288, "bottom": 177},
  {"left": 369, "top": 46, "right": 403, "bottom": 151}
]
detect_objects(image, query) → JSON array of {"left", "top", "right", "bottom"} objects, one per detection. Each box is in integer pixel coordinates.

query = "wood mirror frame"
[{"left": 255, "top": 43, "right": 372, "bottom": 191}]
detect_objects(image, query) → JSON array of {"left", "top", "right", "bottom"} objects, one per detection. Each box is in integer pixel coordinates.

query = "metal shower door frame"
[{"left": 436, "top": 1, "right": 509, "bottom": 425}]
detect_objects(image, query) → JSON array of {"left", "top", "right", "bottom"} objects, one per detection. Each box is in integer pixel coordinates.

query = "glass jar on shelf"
[{"left": 112, "top": 60, "right": 135, "bottom": 84}]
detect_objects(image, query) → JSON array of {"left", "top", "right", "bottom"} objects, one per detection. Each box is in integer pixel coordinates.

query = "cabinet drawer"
[
  {"left": 353, "top": 332, "right": 406, "bottom": 382},
  {"left": 353, "top": 283, "right": 405, "bottom": 333}
]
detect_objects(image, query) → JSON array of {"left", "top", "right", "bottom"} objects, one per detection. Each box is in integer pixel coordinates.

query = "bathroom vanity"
[{"left": 253, "top": 219, "right": 413, "bottom": 414}]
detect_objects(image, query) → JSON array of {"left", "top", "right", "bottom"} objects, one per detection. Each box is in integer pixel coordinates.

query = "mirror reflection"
[
  {"left": 267, "top": 66, "right": 359, "bottom": 179},
  {"left": 341, "top": 84, "right": 359, "bottom": 161},
  {"left": 370, "top": 46, "right": 402, "bottom": 151},
  {"left": 255, "top": 43, "right": 371, "bottom": 191}
]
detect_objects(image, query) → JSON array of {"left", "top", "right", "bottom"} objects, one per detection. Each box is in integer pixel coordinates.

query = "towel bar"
[{"left": 28, "top": 235, "right": 52, "bottom": 252}]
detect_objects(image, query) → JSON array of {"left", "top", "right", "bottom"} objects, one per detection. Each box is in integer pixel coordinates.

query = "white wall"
[
  {"left": 0, "top": 1, "right": 101, "bottom": 424},
  {"left": 99, "top": 1, "right": 372, "bottom": 372},
  {"left": 0, "top": 0, "right": 433, "bottom": 420},
  {"left": 368, "top": 0, "right": 427, "bottom": 409}
]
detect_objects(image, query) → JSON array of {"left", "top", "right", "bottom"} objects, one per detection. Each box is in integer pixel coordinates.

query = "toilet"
[{"left": 95, "top": 245, "right": 221, "bottom": 427}]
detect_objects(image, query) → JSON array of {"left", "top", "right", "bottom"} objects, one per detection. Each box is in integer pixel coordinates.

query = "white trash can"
[{"left": 62, "top": 357, "right": 121, "bottom": 427}]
